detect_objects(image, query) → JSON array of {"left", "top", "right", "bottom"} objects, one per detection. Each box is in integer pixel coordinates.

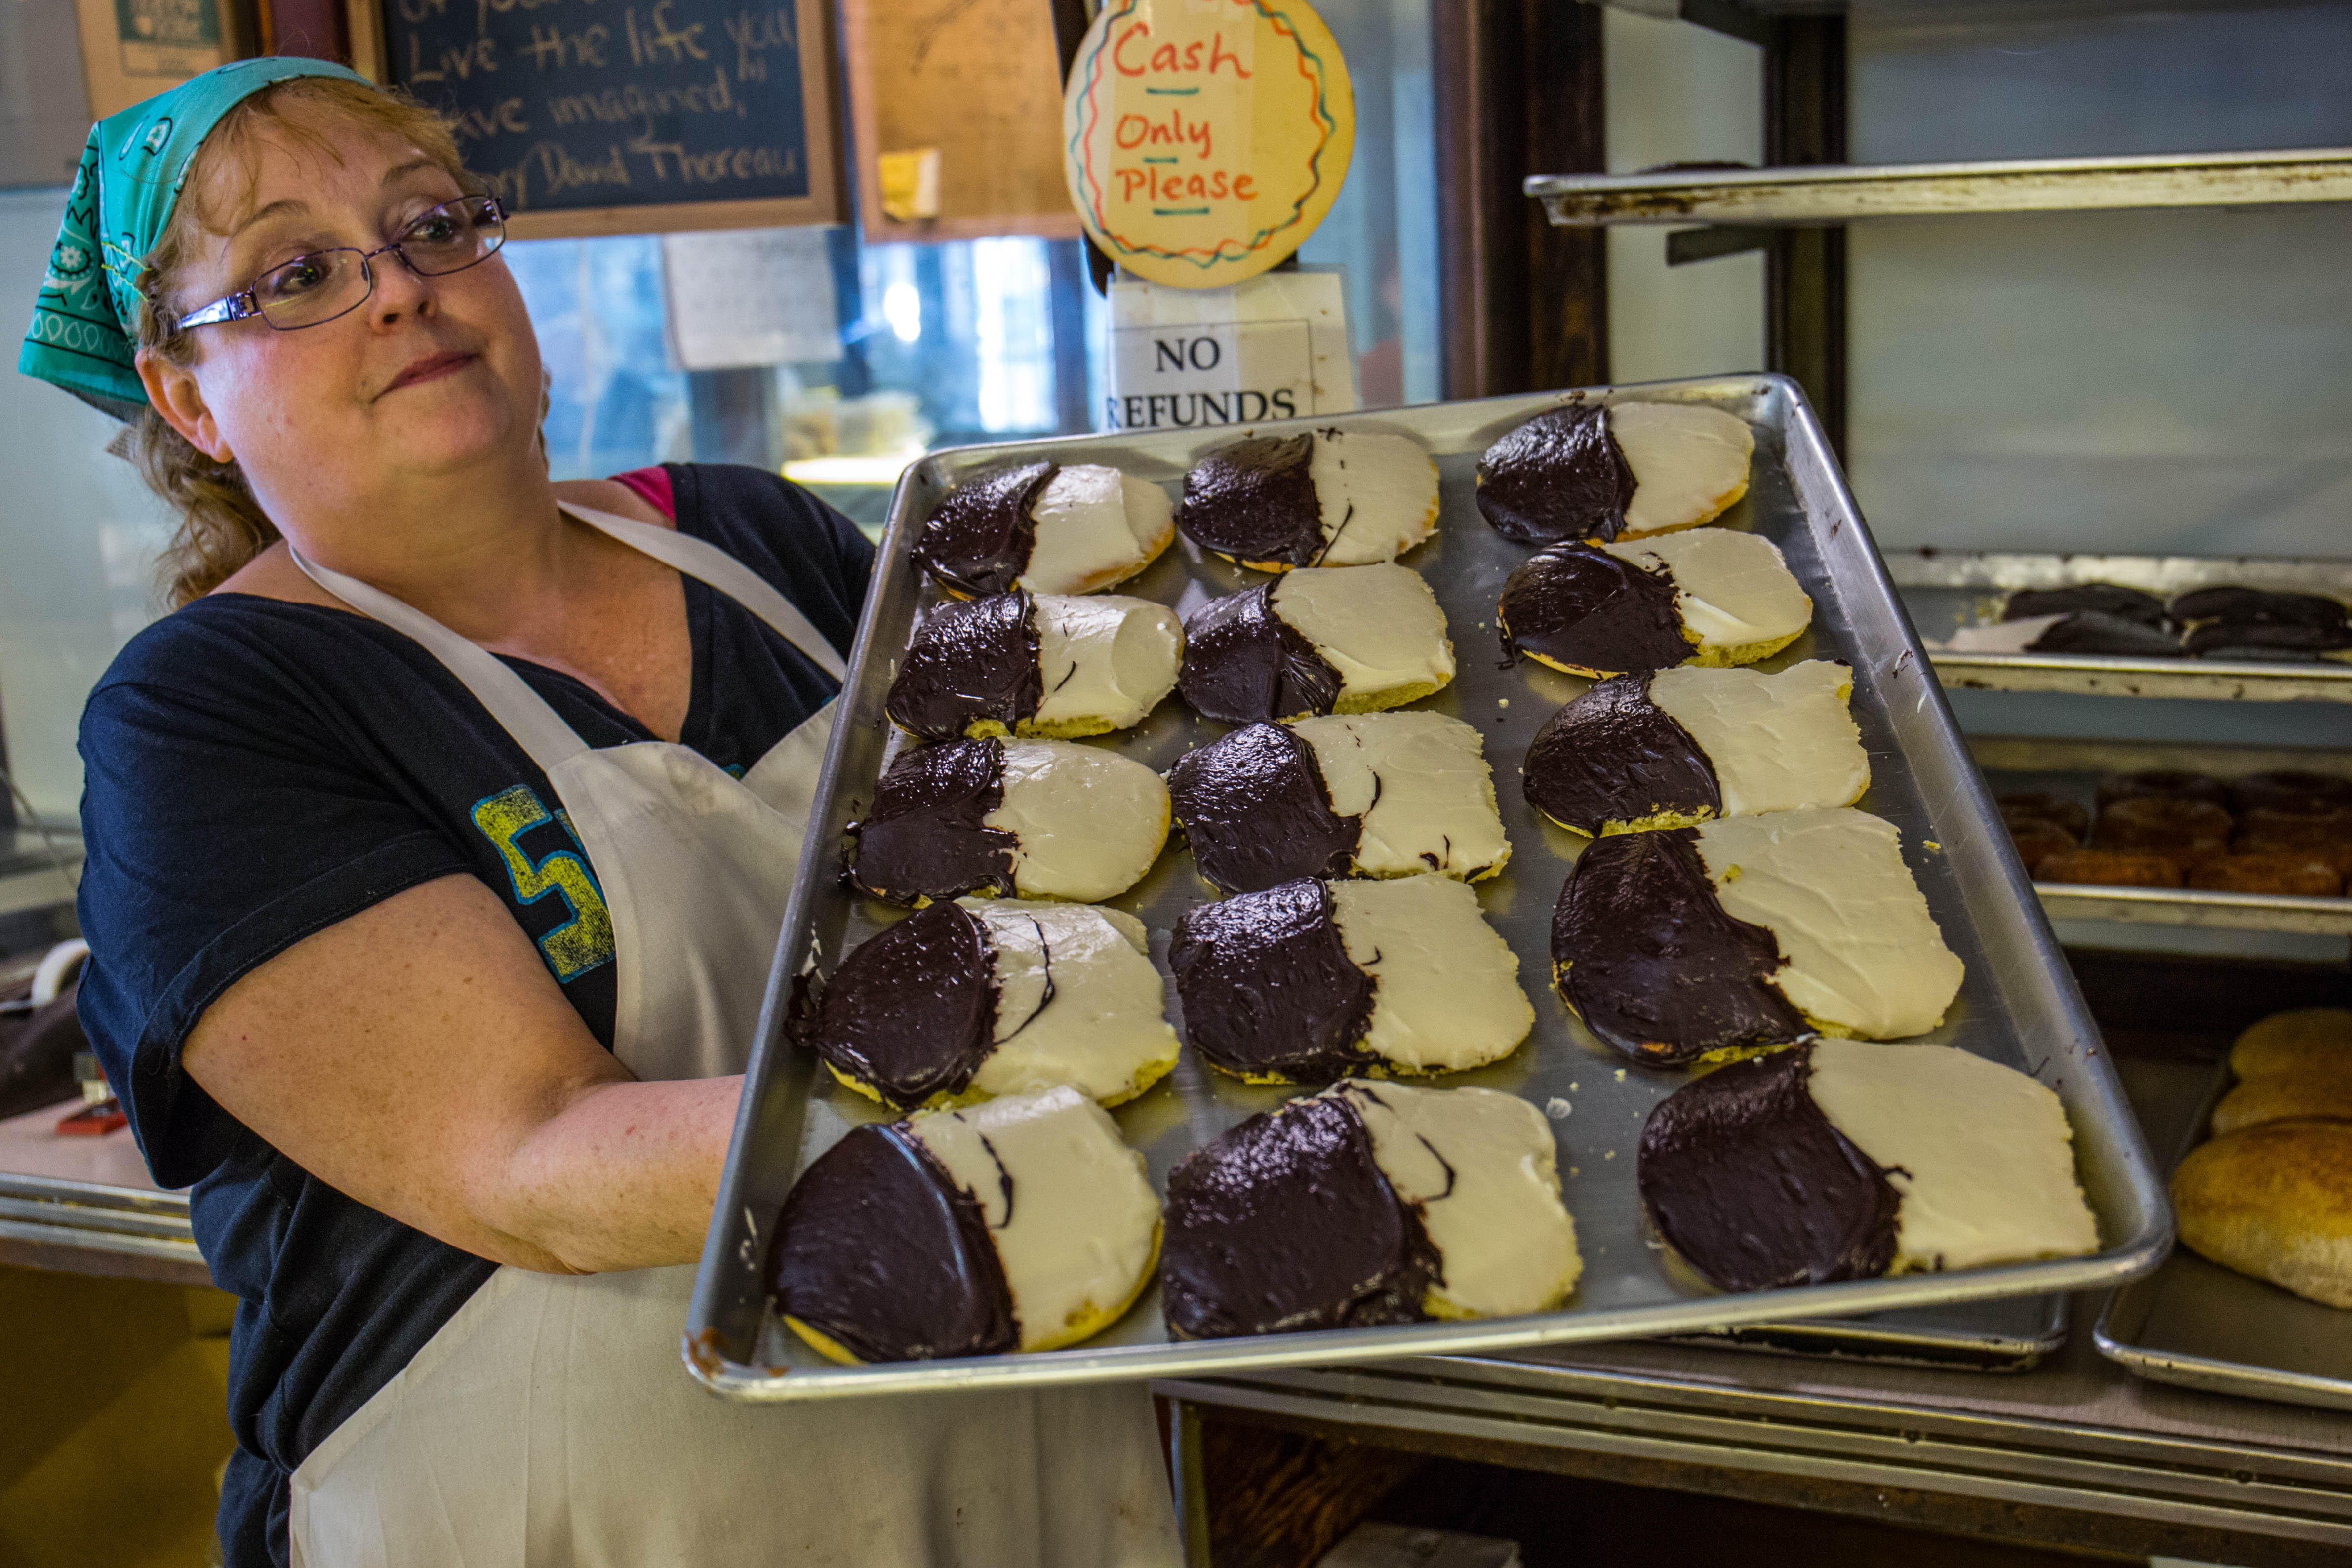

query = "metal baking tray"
[
  {"left": 1890, "top": 550, "right": 2352, "bottom": 703},
  {"left": 1658, "top": 1292, "right": 2065, "bottom": 1372},
  {"left": 2096, "top": 1059, "right": 2352, "bottom": 1413},
  {"left": 683, "top": 374, "right": 2171, "bottom": 1403},
  {"left": 1971, "top": 734, "right": 2352, "bottom": 938}
]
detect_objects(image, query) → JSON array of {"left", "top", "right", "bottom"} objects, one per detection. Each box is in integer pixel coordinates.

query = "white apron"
[{"left": 280, "top": 505, "right": 1180, "bottom": 1568}]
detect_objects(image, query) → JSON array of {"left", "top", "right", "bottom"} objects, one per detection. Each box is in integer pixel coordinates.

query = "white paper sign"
[
  {"left": 661, "top": 228, "right": 842, "bottom": 371},
  {"left": 1103, "top": 268, "right": 1356, "bottom": 432}
]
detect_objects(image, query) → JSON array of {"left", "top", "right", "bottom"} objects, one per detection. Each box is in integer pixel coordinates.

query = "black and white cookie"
[
  {"left": 1637, "top": 1040, "right": 2098, "bottom": 1293},
  {"left": 1177, "top": 562, "right": 1453, "bottom": 724},
  {"left": 1945, "top": 611, "right": 2182, "bottom": 658},
  {"left": 1169, "top": 874, "right": 1532, "bottom": 1084},
  {"left": 2170, "top": 588, "right": 2352, "bottom": 661},
  {"left": 2002, "top": 584, "right": 2168, "bottom": 628},
  {"left": 1552, "top": 806, "right": 1963, "bottom": 1065},
  {"left": 885, "top": 589, "right": 1184, "bottom": 740},
  {"left": 769, "top": 1086, "right": 1161, "bottom": 1361},
  {"left": 847, "top": 737, "right": 1170, "bottom": 906},
  {"left": 1524, "top": 660, "right": 1867, "bottom": 835},
  {"left": 1176, "top": 429, "right": 1439, "bottom": 570},
  {"left": 1166, "top": 713, "right": 1511, "bottom": 895},
  {"left": 1160, "top": 1080, "right": 1579, "bottom": 1338},
  {"left": 799, "top": 898, "right": 1179, "bottom": 1110},
  {"left": 1477, "top": 400, "right": 1754, "bottom": 547},
  {"left": 1497, "top": 529, "right": 1812, "bottom": 678},
  {"left": 915, "top": 460, "right": 1176, "bottom": 597}
]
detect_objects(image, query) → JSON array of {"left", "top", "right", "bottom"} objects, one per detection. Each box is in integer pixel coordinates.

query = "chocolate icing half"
[
  {"left": 2002, "top": 584, "right": 2167, "bottom": 628},
  {"left": 1169, "top": 878, "right": 1377, "bottom": 1081},
  {"left": 847, "top": 739, "right": 1019, "bottom": 905},
  {"left": 1177, "top": 434, "right": 1324, "bottom": 566},
  {"left": 2171, "top": 587, "right": 2349, "bottom": 630},
  {"left": 1177, "top": 585, "right": 1343, "bottom": 724},
  {"left": 1497, "top": 543, "right": 1691, "bottom": 675},
  {"left": 1475, "top": 404, "right": 1636, "bottom": 546},
  {"left": 768, "top": 1122, "right": 1019, "bottom": 1361},
  {"left": 1160, "top": 1091, "right": 1438, "bottom": 1338},
  {"left": 2183, "top": 620, "right": 2352, "bottom": 658},
  {"left": 1551, "top": 828, "right": 1804, "bottom": 1066},
  {"left": 801, "top": 902, "right": 998, "bottom": 1109},
  {"left": 914, "top": 461, "right": 1058, "bottom": 596},
  {"left": 1636, "top": 1044, "right": 1900, "bottom": 1292},
  {"left": 885, "top": 590, "right": 1043, "bottom": 740},
  {"left": 2027, "top": 611, "right": 2183, "bottom": 658},
  {"left": 1167, "top": 723, "right": 1360, "bottom": 894},
  {"left": 1524, "top": 674, "right": 1721, "bottom": 834}
]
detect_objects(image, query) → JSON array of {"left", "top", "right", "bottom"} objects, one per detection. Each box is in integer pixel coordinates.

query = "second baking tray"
[{"left": 685, "top": 374, "right": 2171, "bottom": 1402}]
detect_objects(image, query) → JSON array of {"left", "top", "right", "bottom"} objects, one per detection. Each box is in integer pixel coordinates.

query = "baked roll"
[
  {"left": 1497, "top": 529, "right": 1812, "bottom": 678},
  {"left": 885, "top": 589, "right": 1183, "bottom": 741},
  {"left": 2172, "top": 1120, "right": 2352, "bottom": 1309},
  {"left": 915, "top": 461, "right": 1175, "bottom": 597},
  {"left": 1176, "top": 429, "right": 1440, "bottom": 570},
  {"left": 1177, "top": 562, "right": 1453, "bottom": 724}
]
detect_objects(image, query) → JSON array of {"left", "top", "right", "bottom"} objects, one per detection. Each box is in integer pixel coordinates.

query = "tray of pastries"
[
  {"left": 1893, "top": 551, "right": 2352, "bottom": 704},
  {"left": 685, "top": 376, "right": 2169, "bottom": 1402},
  {"left": 2096, "top": 1008, "right": 2352, "bottom": 1413}
]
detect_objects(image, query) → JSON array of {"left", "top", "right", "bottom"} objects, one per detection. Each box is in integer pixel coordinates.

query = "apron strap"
[{"left": 557, "top": 503, "right": 849, "bottom": 682}]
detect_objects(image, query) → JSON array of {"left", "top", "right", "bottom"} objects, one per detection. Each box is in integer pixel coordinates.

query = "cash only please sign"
[{"left": 1062, "top": 0, "right": 1358, "bottom": 430}]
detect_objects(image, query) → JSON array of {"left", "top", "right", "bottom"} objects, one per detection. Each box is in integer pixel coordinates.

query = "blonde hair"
[{"left": 131, "top": 76, "right": 480, "bottom": 607}]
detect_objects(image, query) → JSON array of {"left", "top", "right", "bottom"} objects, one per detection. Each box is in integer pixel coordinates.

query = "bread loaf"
[{"left": 2172, "top": 1119, "right": 2352, "bottom": 1309}]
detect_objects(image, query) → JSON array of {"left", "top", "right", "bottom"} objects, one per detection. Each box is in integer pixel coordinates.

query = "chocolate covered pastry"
[
  {"left": 1944, "top": 611, "right": 2182, "bottom": 658},
  {"left": 914, "top": 461, "right": 1175, "bottom": 598},
  {"left": 1178, "top": 562, "right": 1452, "bottom": 724},
  {"left": 1475, "top": 400, "right": 1753, "bottom": 547},
  {"left": 886, "top": 589, "right": 1183, "bottom": 740},
  {"left": 2001, "top": 584, "right": 2168, "bottom": 628},
  {"left": 1160, "top": 1080, "right": 1579, "bottom": 1338},
  {"left": 1176, "top": 429, "right": 1439, "bottom": 570},
  {"left": 2170, "top": 587, "right": 2349, "bottom": 630},
  {"left": 1169, "top": 874, "right": 1532, "bottom": 1084},
  {"left": 1497, "top": 529, "right": 1812, "bottom": 678}
]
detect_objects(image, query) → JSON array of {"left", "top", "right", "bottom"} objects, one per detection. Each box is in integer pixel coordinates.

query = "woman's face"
[{"left": 140, "top": 112, "right": 543, "bottom": 528}]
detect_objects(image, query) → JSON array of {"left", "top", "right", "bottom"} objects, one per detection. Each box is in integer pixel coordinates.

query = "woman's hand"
[{"left": 182, "top": 872, "right": 740, "bottom": 1273}]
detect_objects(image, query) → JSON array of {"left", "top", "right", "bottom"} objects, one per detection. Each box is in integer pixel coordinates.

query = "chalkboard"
[{"left": 384, "top": 0, "right": 841, "bottom": 238}]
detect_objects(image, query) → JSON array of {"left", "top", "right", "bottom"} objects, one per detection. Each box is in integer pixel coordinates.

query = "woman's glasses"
[{"left": 174, "top": 195, "right": 508, "bottom": 333}]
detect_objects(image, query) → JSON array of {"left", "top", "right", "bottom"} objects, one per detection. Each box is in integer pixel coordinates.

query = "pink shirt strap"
[{"left": 609, "top": 466, "right": 676, "bottom": 520}]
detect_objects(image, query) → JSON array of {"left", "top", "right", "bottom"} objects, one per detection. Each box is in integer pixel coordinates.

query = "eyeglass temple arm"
[{"left": 174, "top": 291, "right": 255, "bottom": 330}]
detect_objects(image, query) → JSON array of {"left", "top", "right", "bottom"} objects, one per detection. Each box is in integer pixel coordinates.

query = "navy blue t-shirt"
[{"left": 74, "top": 466, "right": 871, "bottom": 1567}]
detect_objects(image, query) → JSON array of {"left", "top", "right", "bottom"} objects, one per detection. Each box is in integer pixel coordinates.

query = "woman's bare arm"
[{"left": 181, "top": 872, "right": 739, "bottom": 1273}]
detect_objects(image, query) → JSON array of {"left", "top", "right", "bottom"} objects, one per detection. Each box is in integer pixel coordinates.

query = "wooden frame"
[{"left": 838, "top": 0, "right": 1080, "bottom": 245}]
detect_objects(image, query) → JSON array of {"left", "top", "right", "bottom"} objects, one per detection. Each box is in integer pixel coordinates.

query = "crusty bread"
[
  {"left": 2229, "top": 1006, "right": 2352, "bottom": 1083},
  {"left": 2172, "top": 1119, "right": 2352, "bottom": 1309},
  {"left": 2212, "top": 1075, "right": 2352, "bottom": 1137}
]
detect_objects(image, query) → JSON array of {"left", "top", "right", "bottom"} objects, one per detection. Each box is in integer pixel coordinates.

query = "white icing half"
[
  {"left": 1023, "top": 466, "right": 1172, "bottom": 593},
  {"left": 1306, "top": 429, "right": 1441, "bottom": 566},
  {"left": 1941, "top": 613, "right": 2062, "bottom": 653},
  {"left": 1612, "top": 402, "right": 1755, "bottom": 536},
  {"left": 1272, "top": 563, "right": 1455, "bottom": 701},
  {"left": 1033, "top": 594, "right": 1184, "bottom": 731},
  {"left": 1327, "top": 875, "right": 1532, "bottom": 1072},
  {"left": 959, "top": 900, "right": 1178, "bottom": 1103},
  {"left": 906, "top": 1086, "right": 1160, "bottom": 1350},
  {"left": 1336, "top": 1080, "right": 1582, "bottom": 1318},
  {"left": 1692, "top": 808, "right": 1964, "bottom": 1040},
  {"left": 1291, "top": 712, "right": 1511, "bottom": 880},
  {"left": 1806, "top": 1039, "right": 2100, "bottom": 1273},
  {"left": 1604, "top": 528, "right": 1811, "bottom": 651},
  {"left": 1646, "top": 660, "right": 1868, "bottom": 818},
  {"left": 987, "top": 739, "right": 1170, "bottom": 901}
]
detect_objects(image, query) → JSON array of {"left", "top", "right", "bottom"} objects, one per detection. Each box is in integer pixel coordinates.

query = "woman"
[{"left": 23, "top": 59, "right": 1179, "bottom": 1567}]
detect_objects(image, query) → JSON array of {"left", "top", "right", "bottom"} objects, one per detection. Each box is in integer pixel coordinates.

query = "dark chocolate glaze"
[
  {"left": 1176, "top": 434, "right": 1325, "bottom": 566},
  {"left": 1167, "top": 723, "right": 1360, "bottom": 894},
  {"left": 2182, "top": 620, "right": 2352, "bottom": 658},
  {"left": 2002, "top": 584, "right": 2167, "bottom": 628},
  {"left": 1551, "top": 828, "right": 1805, "bottom": 1066},
  {"left": 803, "top": 902, "right": 998, "bottom": 1110},
  {"left": 1169, "top": 879, "right": 1377, "bottom": 1081},
  {"left": 2027, "top": 611, "right": 2183, "bottom": 658},
  {"left": 2171, "top": 586, "right": 2349, "bottom": 630},
  {"left": 885, "top": 590, "right": 1043, "bottom": 740},
  {"left": 1160, "top": 1089, "right": 1438, "bottom": 1338},
  {"left": 1523, "top": 674, "right": 1721, "bottom": 834},
  {"left": 1177, "top": 585, "right": 1344, "bottom": 724},
  {"left": 1496, "top": 543, "right": 1691, "bottom": 675},
  {"left": 768, "top": 1122, "right": 1019, "bottom": 1362},
  {"left": 846, "top": 739, "right": 1019, "bottom": 905},
  {"left": 1475, "top": 403, "right": 1636, "bottom": 546},
  {"left": 1636, "top": 1044, "right": 1900, "bottom": 1293},
  {"left": 913, "top": 461, "right": 1058, "bottom": 597}
]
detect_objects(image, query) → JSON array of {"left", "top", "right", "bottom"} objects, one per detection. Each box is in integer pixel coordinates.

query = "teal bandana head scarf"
[{"left": 19, "top": 57, "right": 375, "bottom": 419}]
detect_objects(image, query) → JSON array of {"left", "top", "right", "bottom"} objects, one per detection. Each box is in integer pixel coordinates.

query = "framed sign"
[
  {"left": 71, "top": 0, "right": 251, "bottom": 120},
  {"left": 1063, "top": 0, "right": 1355, "bottom": 290},
  {"left": 385, "top": 0, "right": 843, "bottom": 238},
  {"left": 838, "top": 0, "right": 1078, "bottom": 243}
]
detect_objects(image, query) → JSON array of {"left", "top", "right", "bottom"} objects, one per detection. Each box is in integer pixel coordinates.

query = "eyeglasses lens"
[{"left": 253, "top": 198, "right": 506, "bottom": 330}]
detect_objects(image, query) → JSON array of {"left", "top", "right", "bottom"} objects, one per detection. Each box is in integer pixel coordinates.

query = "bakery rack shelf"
[
  {"left": 1527, "top": 148, "right": 2352, "bottom": 228},
  {"left": 1971, "top": 735, "right": 2352, "bottom": 938},
  {"left": 1890, "top": 550, "right": 2352, "bottom": 704}
]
